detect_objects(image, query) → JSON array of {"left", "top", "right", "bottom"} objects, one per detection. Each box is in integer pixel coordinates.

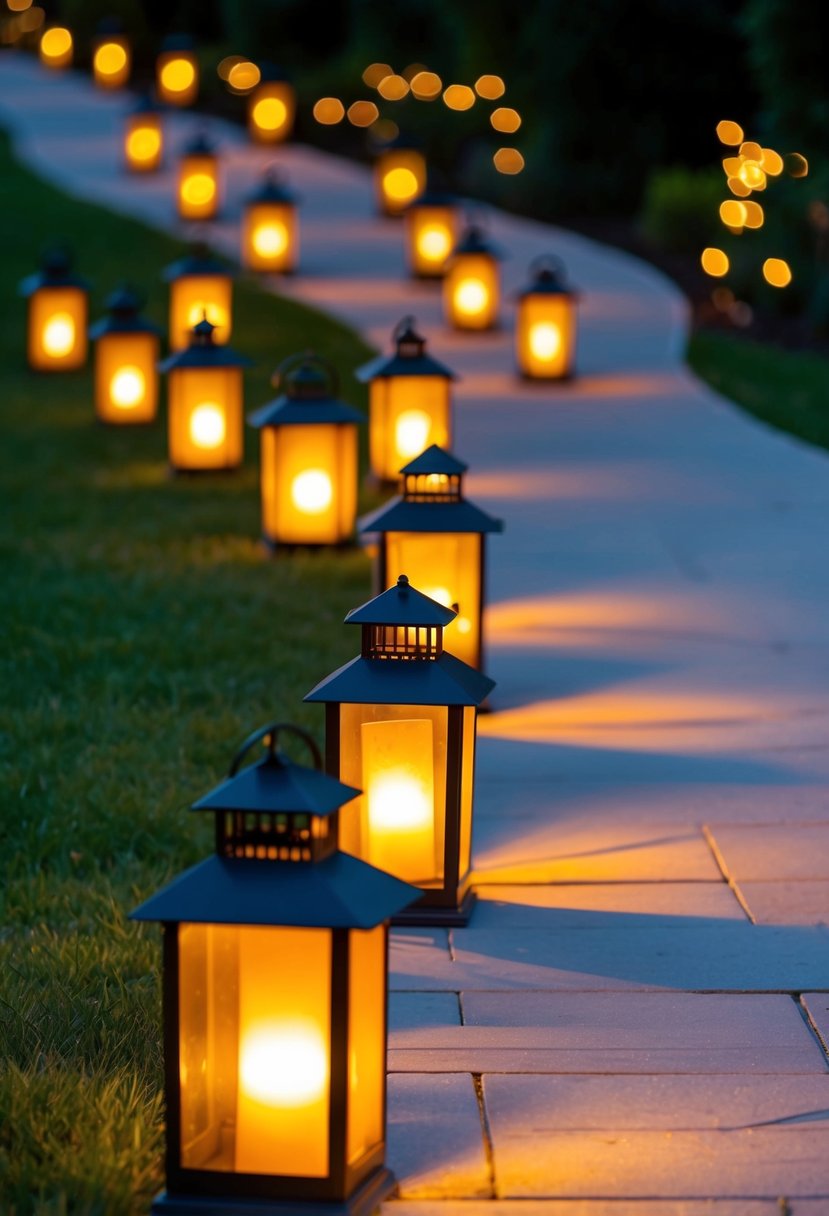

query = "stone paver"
[
  {"left": 387, "top": 1075, "right": 490, "bottom": 1199},
  {"left": 706, "top": 824, "right": 829, "bottom": 881},
  {"left": 472, "top": 883, "right": 746, "bottom": 926},
  {"left": 737, "top": 882, "right": 829, "bottom": 926},
  {"left": 802, "top": 995, "right": 829, "bottom": 1060},
  {"left": 384, "top": 1204, "right": 784, "bottom": 1215}
]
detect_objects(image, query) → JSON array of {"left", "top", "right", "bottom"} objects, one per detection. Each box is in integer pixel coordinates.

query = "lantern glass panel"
[
  {"left": 458, "top": 706, "right": 476, "bottom": 882},
  {"left": 369, "top": 376, "right": 451, "bottom": 482},
  {"left": 444, "top": 254, "right": 499, "bottom": 330},
  {"left": 248, "top": 82, "right": 296, "bottom": 144},
  {"left": 384, "top": 532, "right": 481, "bottom": 667},
  {"left": 517, "top": 295, "right": 575, "bottom": 379},
  {"left": 178, "top": 923, "right": 331, "bottom": 1178},
  {"left": 338, "top": 703, "right": 448, "bottom": 886},
  {"left": 158, "top": 53, "right": 198, "bottom": 106},
  {"left": 260, "top": 423, "right": 357, "bottom": 545},
  {"left": 170, "top": 276, "right": 232, "bottom": 350},
  {"left": 28, "top": 287, "right": 87, "bottom": 370},
  {"left": 405, "top": 205, "right": 457, "bottom": 277},
  {"left": 243, "top": 203, "right": 298, "bottom": 273},
  {"left": 95, "top": 332, "right": 159, "bottom": 424},
  {"left": 178, "top": 157, "right": 219, "bottom": 220},
  {"left": 125, "top": 115, "right": 162, "bottom": 172},
  {"left": 168, "top": 367, "right": 243, "bottom": 470},
  {"left": 375, "top": 150, "right": 426, "bottom": 216},
  {"left": 346, "top": 926, "right": 385, "bottom": 1165}
]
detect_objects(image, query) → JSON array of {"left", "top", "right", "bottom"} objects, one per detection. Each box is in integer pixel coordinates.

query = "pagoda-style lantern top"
[
  {"left": 358, "top": 317, "right": 456, "bottom": 386},
  {"left": 89, "top": 284, "right": 159, "bottom": 342},
  {"left": 19, "top": 247, "right": 89, "bottom": 300},
  {"left": 249, "top": 353, "right": 364, "bottom": 430},
  {"left": 162, "top": 243, "right": 231, "bottom": 288},
  {"left": 515, "top": 255, "right": 579, "bottom": 380},
  {"left": 362, "top": 444, "right": 502, "bottom": 532},
  {"left": 242, "top": 169, "right": 300, "bottom": 273},
  {"left": 159, "top": 315, "right": 251, "bottom": 375},
  {"left": 20, "top": 248, "right": 90, "bottom": 372}
]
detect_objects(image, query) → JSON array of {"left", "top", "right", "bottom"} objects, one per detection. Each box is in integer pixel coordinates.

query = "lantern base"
[
  {"left": 391, "top": 887, "right": 476, "bottom": 928},
  {"left": 151, "top": 1168, "right": 397, "bottom": 1216}
]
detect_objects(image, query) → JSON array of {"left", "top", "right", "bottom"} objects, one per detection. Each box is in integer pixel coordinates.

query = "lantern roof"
[
  {"left": 358, "top": 446, "right": 504, "bottom": 536},
  {"left": 192, "top": 752, "right": 359, "bottom": 818},
  {"left": 19, "top": 248, "right": 89, "bottom": 296},
  {"left": 356, "top": 317, "right": 457, "bottom": 383},
  {"left": 517, "top": 255, "right": 577, "bottom": 299},
  {"left": 402, "top": 444, "right": 466, "bottom": 476},
  {"left": 249, "top": 352, "right": 364, "bottom": 428},
  {"left": 452, "top": 224, "right": 503, "bottom": 259},
  {"left": 244, "top": 167, "right": 297, "bottom": 207},
  {"left": 162, "top": 242, "right": 232, "bottom": 282},
  {"left": 182, "top": 131, "right": 216, "bottom": 158},
  {"left": 89, "top": 285, "right": 162, "bottom": 338},
  {"left": 347, "top": 574, "right": 456, "bottom": 627},
  {"left": 158, "top": 317, "right": 253, "bottom": 370}
]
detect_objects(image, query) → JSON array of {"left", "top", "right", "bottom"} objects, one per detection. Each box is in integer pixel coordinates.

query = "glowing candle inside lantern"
[
  {"left": 252, "top": 222, "right": 288, "bottom": 258},
  {"left": 454, "top": 279, "right": 488, "bottom": 318},
  {"left": 110, "top": 365, "right": 145, "bottom": 409},
  {"left": 362, "top": 719, "right": 435, "bottom": 882},
  {"left": 383, "top": 167, "right": 418, "bottom": 206},
  {"left": 291, "top": 469, "right": 333, "bottom": 515},
  {"left": 182, "top": 173, "right": 215, "bottom": 208},
  {"left": 418, "top": 224, "right": 451, "bottom": 263},
  {"left": 93, "top": 40, "right": 129, "bottom": 88},
  {"left": 394, "top": 409, "right": 432, "bottom": 459},
  {"left": 529, "top": 321, "right": 561, "bottom": 361},
  {"left": 160, "top": 57, "right": 196, "bottom": 102},
  {"left": 42, "top": 312, "right": 75, "bottom": 357},
  {"left": 126, "top": 125, "right": 161, "bottom": 168},
  {"left": 253, "top": 97, "right": 287, "bottom": 133},
  {"left": 189, "top": 402, "right": 226, "bottom": 449}
]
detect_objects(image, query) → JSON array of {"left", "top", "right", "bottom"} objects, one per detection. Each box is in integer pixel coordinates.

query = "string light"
[
  {"left": 493, "top": 147, "right": 524, "bottom": 174},
  {"left": 475, "top": 74, "right": 505, "bottom": 99},
  {"left": 701, "top": 248, "right": 729, "bottom": 277},
  {"left": 443, "top": 84, "right": 475, "bottom": 111},
  {"left": 716, "top": 119, "right": 743, "bottom": 145},
  {"left": 762, "top": 257, "right": 792, "bottom": 287},
  {"left": 313, "top": 97, "right": 345, "bottom": 125}
]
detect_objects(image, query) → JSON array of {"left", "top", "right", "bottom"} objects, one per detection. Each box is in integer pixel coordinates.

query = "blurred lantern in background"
[
  {"left": 156, "top": 33, "right": 198, "bottom": 107},
  {"left": 90, "top": 286, "right": 161, "bottom": 425},
  {"left": 160, "top": 317, "right": 252, "bottom": 473},
  {"left": 131, "top": 721, "right": 415, "bottom": 1216},
  {"left": 443, "top": 225, "right": 502, "bottom": 331},
  {"left": 241, "top": 169, "right": 299, "bottom": 274},
  {"left": 124, "top": 94, "right": 163, "bottom": 173},
  {"left": 356, "top": 317, "right": 456, "bottom": 484},
  {"left": 91, "top": 19, "right": 130, "bottom": 90},
  {"left": 20, "top": 248, "right": 89, "bottom": 371},
  {"left": 163, "top": 245, "right": 233, "bottom": 351},
  {"left": 39, "top": 25, "right": 72, "bottom": 69},
  {"left": 248, "top": 64, "right": 296, "bottom": 145},
  {"left": 177, "top": 133, "right": 220, "bottom": 221},
  {"left": 515, "top": 256, "right": 578, "bottom": 380},
  {"left": 305, "top": 575, "right": 494, "bottom": 925},
  {"left": 373, "top": 134, "right": 426, "bottom": 217},
  {"left": 248, "top": 353, "right": 364, "bottom": 549},
  {"left": 404, "top": 179, "right": 459, "bottom": 279},
  {"left": 358, "top": 446, "right": 503, "bottom": 671}
]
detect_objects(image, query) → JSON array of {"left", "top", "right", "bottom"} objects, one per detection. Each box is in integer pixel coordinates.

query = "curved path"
[{"left": 3, "top": 55, "right": 829, "bottom": 1212}]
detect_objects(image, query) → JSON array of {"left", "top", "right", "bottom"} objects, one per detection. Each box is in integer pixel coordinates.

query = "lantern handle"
[
  {"left": 271, "top": 349, "right": 341, "bottom": 396},
  {"left": 228, "top": 720, "right": 323, "bottom": 775},
  {"left": 529, "top": 253, "right": 567, "bottom": 281}
]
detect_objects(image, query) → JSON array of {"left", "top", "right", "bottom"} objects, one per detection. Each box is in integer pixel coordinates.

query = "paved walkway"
[{"left": 3, "top": 55, "right": 829, "bottom": 1214}]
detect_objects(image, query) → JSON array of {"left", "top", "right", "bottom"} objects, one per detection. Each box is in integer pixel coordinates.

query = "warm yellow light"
[
  {"left": 727, "top": 176, "right": 751, "bottom": 198},
  {"left": 719, "top": 199, "right": 747, "bottom": 227},
  {"left": 738, "top": 161, "right": 766, "bottom": 190},
  {"left": 181, "top": 173, "right": 216, "bottom": 206},
  {"left": 739, "top": 140, "right": 762, "bottom": 161},
  {"left": 716, "top": 119, "right": 743, "bottom": 145},
  {"left": 185, "top": 302, "right": 228, "bottom": 334},
  {"left": 42, "top": 312, "right": 75, "bottom": 356},
  {"left": 475, "top": 74, "right": 505, "bottom": 99},
  {"left": 761, "top": 148, "right": 784, "bottom": 176},
  {"left": 377, "top": 74, "right": 409, "bottom": 100},
  {"left": 127, "top": 126, "right": 161, "bottom": 163},
  {"left": 227, "top": 60, "right": 260, "bottom": 92},
  {"left": 722, "top": 156, "right": 742, "bottom": 176},
  {"left": 455, "top": 278, "right": 489, "bottom": 316},
  {"left": 528, "top": 321, "right": 562, "bottom": 361},
  {"left": 217, "top": 54, "right": 244, "bottom": 80},
  {"left": 363, "top": 718, "right": 436, "bottom": 882},
  {"left": 369, "top": 774, "right": 432, "bottom": 831},
  {"left": 443, "top": 84, "right": 475, "bottom": 111},
  {"left": 160, "top": 57, "right": 195, "bottom": 93},
  {"left": 493, "top": 147, "right": 525, "bottom": 174},
  {"left": 40, "top": 25, "right": 71, "bottom": 60},
  {"left": 410, "top": 70, "right": 442, "bottom": 99},
  {"left": 291, "top": 469, "right": 333, "bottom": 514},
  {"left": 240, "top": 1022, "right": 328, "bottom": 1108},
  {"left": 252, "top": 96, "right": 287, "bottom": 131},
  {"left": 787, "top": 153, "right": 809, "bottom": 178},
  {"left": 8, "top": 0, "right": 33, "bottom": 11},
  {"left": 490, "top": 106, "right": 521, "bottom": 133},
  {"left": 701, "top": 247, "right": 729, "bottom": 277},
  {"left": 363, "top": 62, "right": 392, "bottom": 88},
  {"left": 190, "top": 403, "right": 226, "bottom": 448},
  {"left": 347, "top": 100, "right": 379, "bottom": 127},
  {"left": 742, "top": 200, "right": 764, "bottom": 229},
  {"left": 395, "top": 409, "right": 432, "bottom": 458},
  {"left": 418, "top": 223, "right": 452, "bottom": 262},
  {"left": 110, "top": 365, "right": 144, "bottom": 408},
  {"left": 252, "top": 222, "right": 288, "bottom": 258},
  {"left": 313, "top": 97, "right": 345, "bottom": 125},
  {"left": 94, "top": 41, "right": 126, "bottom": 76},
  {"left": 763, "top": 257, "right": 792, "bottom": 287},
  {"left": 383, "top": 166, "right": 419, "bottom": 203}
]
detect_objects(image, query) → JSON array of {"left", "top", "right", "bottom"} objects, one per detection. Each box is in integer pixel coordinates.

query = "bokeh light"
[
  {"left": 126, "top": 127, "right": 161, "bottom": 162},
  {"left": 739, "top": 140, "right": 762, "bottom": 161},
  {"left": 313, "top": 97, "right": 345, "bottom": 125},
  {"left": 701, "top": 247, "right": 729, "bottom": 277},
  {"left": 252, "top": 96, "right": 287, "bottom": 131},
  {"left": 403, "top": 63, "right": 427, "bottom": 81},
  {"left": 738, "top": 161, "right": 766, "bottom": 190},
  {"left": 94, "top": 42, "right": 127, "bottom": 76},
  {"left": 19, "top": 6, "right": 43, "bottom": 30},
  {"left": 40, "top": 26, "right": 72, "bottom": 58},
  {"left": 763, "top": 257, "right": 792, "bottom": 287},
  {"left": 443, "top": 84, "right": 475, "bottom": 111},
  {"left": 410, "top": 70, "right": 442, "bottom": 100},
  {"left": 716, "top": 119, "right": 743, "bottom": 145},
  {"left": 493, "top": 147, "right": 524, "bottom": 174},
  {"left": 363, "top": 62, "right": 392, "bottom": 88},
  {"left": 347, "top": 100, "right": 379, "bottom": 127},
  {"left": 742, "top": 200, "right": 764, "bottom": 229},
  {"left": 181, "top": 174, "right": 215, "bottom": 207},
  {"left": 160, "top": 58, "right": 195, "bottom": 93},
  {"left": 490, "top": 107, "right": 521, "bottom": 133},
  {"left": 217, "top": 55, "right": 244, "bottom": 81},
  {"left": 227, "top": 60, "right": 260, "bottom": 93},
  {"left": 719, "top": 199, "right": 747, "bottom": 227},
  {"left": 475, "top": 74, "right": 505, "bottom": 99},
  {"left": 371, "top": 118, "right": 399, "bottom": 142},
  {"left": 786, "top": 153, "right": 809, "bottom": 178},
  {"left": 7, "top": 0, "right": 33, "bottom": 10},
  {"left": 382, "top": 167, "right": 419, "bottom": 203},
  {"left": 377, "top": 74, "right": 409, "bottom": 100},
  {"left": 760, "top": 148, "right": 783, "bottom": 176},
  {"left": 727, "top": 176, "right": 751, "bottom": 198}
]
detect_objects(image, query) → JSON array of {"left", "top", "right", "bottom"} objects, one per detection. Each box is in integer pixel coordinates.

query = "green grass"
[
  {"left": 0, "top": 130, "right": 378, "bottom": 1214},
  {"left": 688, "top": 329, "right": 829, "bottom": 452}
]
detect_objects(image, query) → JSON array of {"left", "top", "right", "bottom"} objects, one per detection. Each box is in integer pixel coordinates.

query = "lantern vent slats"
[
  {"left": 219, "top": 809, "right": 334, "bottom": 862},
  {"left": 404, "top": 472, "right": 461, "bottom": 502},
  {"left": 363, "top": 623, "right": 442, "bottom": 661}
]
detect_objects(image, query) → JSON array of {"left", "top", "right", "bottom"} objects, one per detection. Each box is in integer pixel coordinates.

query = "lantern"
[
  {"left": 248, "top": 354, "right": 364, "bottom": 548},
  {"left": 92, "top": 20, "right": 130, "bottom": 90},
  {"left": 163, "top": 245, "right": 233, "bottom": 351},
  {"left": 39, "top": 26, "right": 73, "bottom": 70},
  {"left": 160, "top": 317, "right": 252, "bottom": 473},
  {"left": 156, "top": 33, "right": 198, "bottom": 107},
  {"left": 124, "top": 94, "right": 163, "bottom": 173},
  {"left": 89, "top": 287, "right": 161, "bottom": 425},
  {"left": 373, "top": 135, "right": 426, "bottom": 218},
  {"left": 177, "top": 133, "right": 220, "bottom": 222},
  {"left": 19, "top": 249, "right": 89, "bottom": 372},
  {"left": 131, "top": 721, "right": 416, "bottom": 1216},
  {"left": 356, "top": 318, "right": 456, "bottom": 485},
  {"left": 241, "top": 170, "right": 299, "bottom": 274},
  {"left": 443, "top": 225, "right": 502, "bottom": 331},
  {"left": 358, "top": 446, "right": 503, "bottom": 671},
  {"left": 306, "top": 574, "right": 494, "bottom": 925},
  {"left": 404, "top": 185, "right": 460, "bottom": 279},
  {"left": 515, "top": 255, "right": 579, "bottom": 380},
  {"left": 247, "top": 65, "right": 296, "bottom": 144}
]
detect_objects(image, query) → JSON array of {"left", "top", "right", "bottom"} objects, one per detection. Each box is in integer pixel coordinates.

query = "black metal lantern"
[
  {"left": 515, "top": 255, "right": 579, "bottom": 380},
  {"left": 89, "top": 286, "right": 162, "bottom": 424},
  {"left": 132, "top": 722, "right": 416, "bottom": 1216},
  {"left": 163, "top": 243, "right": 234, "bottom": 352},
  {"left": 358, "top": 446, "right": 503, "bottom": 671},
  {"left": 124, "top": 93, "right": 164, "bottom": 173},
  {"left": 356, "top": 318, "right": 457, "bottom": 486},
  {"left": 443, "top": 225, "right": 502, "bottom": 331},
  {"left": 19, "top": 248, "right": 90, "bottom": 372},
  {"left": 403, "top": 181, "right": 460, "bottom": 279},
  {"left": 241, "top": 169, "right": 300, "bottom": 274},
  {"left": 177, "top": 132, "right": 220, "bottom": 222},
  {"left": 305, "top": 575, "right": 494, "bottom": 926}
]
